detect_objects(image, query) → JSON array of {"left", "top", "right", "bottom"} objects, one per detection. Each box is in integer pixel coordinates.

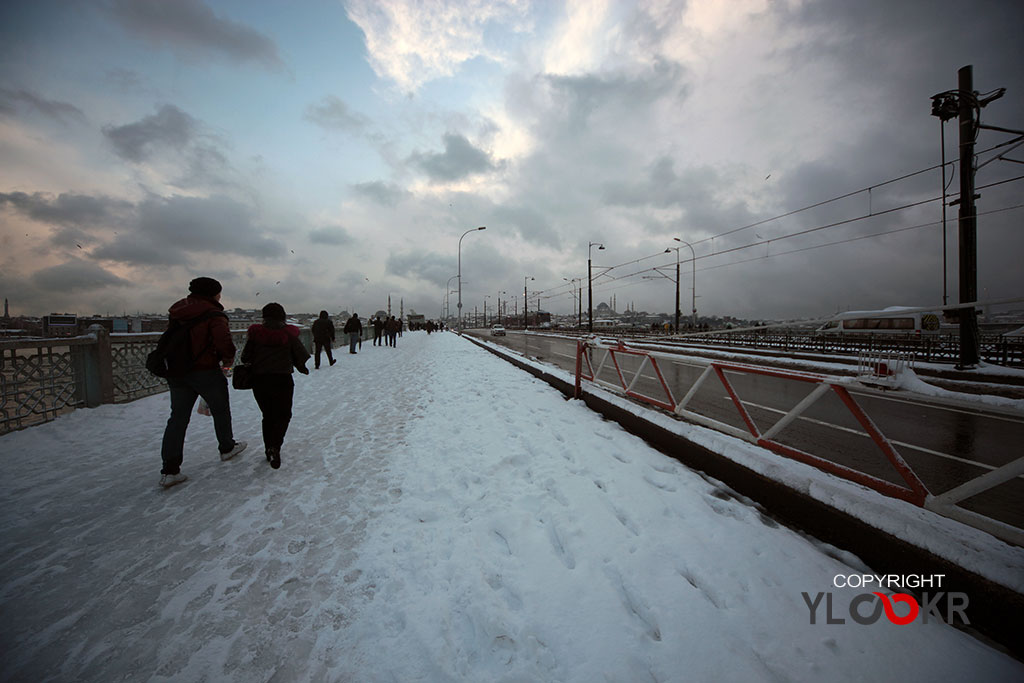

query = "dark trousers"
[
  {"left": 252, "top": 374, "right": 294, "bottom": 451},
  {"left": 161, "top": 369, "right": 234, "bottom": 474},
  {"left": 373, "top": 329, "right": 381, "bottom": 346},
  {"left": 314, "top": 340, "right": 334, "bottom": 368}
]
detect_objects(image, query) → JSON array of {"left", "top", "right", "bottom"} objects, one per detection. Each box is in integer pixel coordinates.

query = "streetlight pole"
[
  {"left": 458, "top": 227, "right": 486, "bottom": 332},
  {"left": 445, "top": 274, "right": 458, "bottom": 321},
  {"left": 523, "top": 276, "right": 534, "bottom": 329},
  {"left": 588, "top": 241, "right": 604, "bottom": 333},
  {"left": 673, "top": 237, "right": 696, "bottom": 328}
]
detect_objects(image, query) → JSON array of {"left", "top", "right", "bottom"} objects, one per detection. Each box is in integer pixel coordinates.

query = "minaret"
[{"left": 3, "top": 298, "right": 8, "bottom": 318}]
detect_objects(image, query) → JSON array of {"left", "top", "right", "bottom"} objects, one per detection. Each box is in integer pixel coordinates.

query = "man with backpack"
[
  {"left": 158, "top": 277, "right": 246, "bottom": 487},
  {"left": 343, "top": 312, "right": 362, "bottom": 354}
]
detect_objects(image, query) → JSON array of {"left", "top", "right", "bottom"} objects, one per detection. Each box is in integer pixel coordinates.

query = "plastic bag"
[{"left": 196, "top": 398, "right": 212, "bottom": 416}]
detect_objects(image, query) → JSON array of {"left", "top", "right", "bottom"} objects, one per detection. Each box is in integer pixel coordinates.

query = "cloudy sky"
[{"left": 1, "top": 0, "right": 1022, "bottom": 322}]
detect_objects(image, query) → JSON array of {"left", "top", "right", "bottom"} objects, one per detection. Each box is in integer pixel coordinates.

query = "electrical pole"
[{"left": 957, "top": 65, "right": 979, "bottom": 368}]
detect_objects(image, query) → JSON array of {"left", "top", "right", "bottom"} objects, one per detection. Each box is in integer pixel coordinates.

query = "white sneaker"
[
  {"left": 219, "top": 440, "right": 248, "bottom": 461},
  {"left": 159, "top": 472, "right": 188, "bottom": 488}
]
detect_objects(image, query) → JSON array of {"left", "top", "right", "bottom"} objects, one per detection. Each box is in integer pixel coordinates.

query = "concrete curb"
[{"left": 463, "top": 334, "right": 1024, "bottom": 660}]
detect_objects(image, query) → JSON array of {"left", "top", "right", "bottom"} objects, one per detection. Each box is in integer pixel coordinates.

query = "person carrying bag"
[{"left": 239, "top": 302, "right": 310, "bottom": 469}]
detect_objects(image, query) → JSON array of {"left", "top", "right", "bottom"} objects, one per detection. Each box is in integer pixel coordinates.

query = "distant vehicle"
[
  {"left": 815, "top": 307, "right": 943, "bottom": 336},
  {"left": 491, "top": 325, "right": 506, "bottom": 336}
]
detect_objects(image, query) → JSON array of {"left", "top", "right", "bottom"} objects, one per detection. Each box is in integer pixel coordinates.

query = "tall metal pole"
[
  {"left": 939, "top": 118, "right": 949, "bottom": 307},
  {"left": 674, "top": 238, "right": 697, "bottom": 328},
  {"left": 588, "top": 242, "right": 603, "bottom": 333},
  {"left": 674, "top": 250, "right": 680, "bottom": 332},
  {"left": 457, "top": 227, "right": 486, "bottom": 332},
  {"left": 523, "top": 276, "right": 533, "bottom": 329},
  {"left": 957, "top": 65, "right": 979, "bottom": 368}
]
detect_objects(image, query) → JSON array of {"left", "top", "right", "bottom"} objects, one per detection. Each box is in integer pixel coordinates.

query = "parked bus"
[{"left": 815, "top": 307, "right": 944, "bottom": 336}]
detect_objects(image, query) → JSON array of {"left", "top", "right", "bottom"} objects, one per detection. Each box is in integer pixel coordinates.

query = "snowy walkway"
[{"left": 0, "top": 332, "right": 1020, "bottom": 682}]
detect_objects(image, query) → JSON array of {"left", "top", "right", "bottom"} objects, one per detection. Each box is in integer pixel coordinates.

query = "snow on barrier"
[{"left": 574, "top": 337, "right": 1023, "bottom": 546}]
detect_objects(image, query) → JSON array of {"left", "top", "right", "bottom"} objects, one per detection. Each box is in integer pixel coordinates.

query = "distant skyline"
[{"left": 2, "top": 0, "right": 1023, "bottom": 322}]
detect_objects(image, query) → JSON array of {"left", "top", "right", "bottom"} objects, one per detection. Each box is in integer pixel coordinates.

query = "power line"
[{"left": 583, "top": 200, "right": 1024, "bottom": 299}]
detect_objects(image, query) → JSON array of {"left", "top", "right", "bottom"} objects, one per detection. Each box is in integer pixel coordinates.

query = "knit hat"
[
  {"left": 262, "top": 302, "right": 286, "bottom": 321},
  {"left": 188, "top": 277, "right": 222, "bottom": 297}
]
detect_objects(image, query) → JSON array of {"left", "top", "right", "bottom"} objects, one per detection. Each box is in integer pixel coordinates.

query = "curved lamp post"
[
  {"left": 588, "top": 241, "right": 605, "bottom": 333},
  {"left": 458, "top": 227, "right": 486, "bottom": 331}
]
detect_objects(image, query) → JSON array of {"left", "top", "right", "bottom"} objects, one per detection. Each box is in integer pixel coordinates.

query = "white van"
[{"left": 815, "top": 307, "right": 943, "bottom": 336}]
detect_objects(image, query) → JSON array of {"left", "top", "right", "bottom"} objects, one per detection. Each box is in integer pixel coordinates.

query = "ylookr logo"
[{"left": 803, "top": 574, "right": 970, "bottom": 626}]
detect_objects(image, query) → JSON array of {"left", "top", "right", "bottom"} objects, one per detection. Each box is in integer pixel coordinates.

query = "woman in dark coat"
[{"left": 240, "top": 302, "right": 310, "bottom": 469}]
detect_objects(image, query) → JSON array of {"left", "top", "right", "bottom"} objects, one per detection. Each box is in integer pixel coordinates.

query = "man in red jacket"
[{"left": 159, "top": 277, "right": 246, "bottom": 487}]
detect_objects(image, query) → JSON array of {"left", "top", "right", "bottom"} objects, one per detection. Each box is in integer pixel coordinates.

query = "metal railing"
[
  {"left": 0, "top": 324, "right": 319, "bottom": 435},
  {"left": 574, "top": 337, "right": 1023, "bottom": 546}
]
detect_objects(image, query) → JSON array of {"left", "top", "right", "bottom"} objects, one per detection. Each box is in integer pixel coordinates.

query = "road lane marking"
[
  {"left": 731, "top": 397, "right": 1011, "bottom": 474},
  {"left": 849, "top": 389, "right": 1024, "bottom": 425}
]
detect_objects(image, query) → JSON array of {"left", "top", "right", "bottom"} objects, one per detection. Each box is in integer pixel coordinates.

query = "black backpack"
[{"left": 146, "top": 310, "right": 227, "bottom": 378}]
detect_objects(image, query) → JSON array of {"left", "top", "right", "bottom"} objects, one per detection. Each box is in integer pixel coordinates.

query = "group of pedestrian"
[
  {"left": 370, "top": 314, "right": 402, "bottom": 347},
  {"left": 158, "top": 277, "right": 314, "bottom": 486},
  {"left": 155, "top": 278, "right": 423, "bottom": 487}
]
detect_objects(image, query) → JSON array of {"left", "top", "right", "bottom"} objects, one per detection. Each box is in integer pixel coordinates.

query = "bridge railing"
[
  {"left": 560, "top": 328, "right": 1024, "bottom": 367},
  {"left": 573, "top": 337, "right": 1023, "bottom": 546},
  {"left": 0, "top": 324, "right": 315, "bottom": 435}
]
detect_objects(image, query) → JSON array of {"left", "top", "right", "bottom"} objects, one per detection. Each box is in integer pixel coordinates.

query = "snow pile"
[{"left": 0, "top": 333, "right": 1020, "bottom": 681}]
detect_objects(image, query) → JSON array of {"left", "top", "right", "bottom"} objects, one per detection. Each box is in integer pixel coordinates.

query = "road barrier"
[{"left": 574, "top": 337, "right": 1023, "bottom": 546}]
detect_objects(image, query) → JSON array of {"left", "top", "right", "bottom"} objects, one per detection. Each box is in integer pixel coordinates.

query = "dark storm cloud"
[
  {"left": 408, "top": 133, "right": 502, "bottom": 182},
  {"left": 308, "top": 226, "right": 353, "bottom": 246},
  {"left": 103, "top": 104, "right": 195, "bottom": 163},
  {"left": 305, "top": 96, "right": 368, "bottom": 131},
  {"left": 492, "top": 204, "right": 560, "bottom": 248},
  {"left": 135, "top": 194, "right": 284, "bottom": 258},
  {"left": 385, "top": 251, "right": 455, "bottom": 287},
  {"left": 543, "top": 59, "right": 688, "bottom": 130},
  {"left": 32, "top": 259, "right": 130, "bottom": 291},
  {"left": 352, "top": 180, "right": 409, "bottom": 206},
  {"left": 0, "top": 88, "right": 85, "bottom": 124},
  {"left": 0, "top": 191, "right": 131, "bottom": 227},
  {"left": 108, "top": 0, "right": 283, "bottom": 70},
  {"left": 91, "top": 238, "right": 187, "bottom": 266},
  {"left": 90, "top": 194, "right": 284, "bottom": 266}
]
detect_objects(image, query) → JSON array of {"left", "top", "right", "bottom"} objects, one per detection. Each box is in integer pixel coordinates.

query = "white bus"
[{"left": 815, "top": 307, "right": 944, "bottom": 336}]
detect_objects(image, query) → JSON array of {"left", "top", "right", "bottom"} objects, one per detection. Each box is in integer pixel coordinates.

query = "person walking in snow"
[
  {"left": 311, "top": 310, "right": 336, "bottom": 369},
  {"left": 240, "top": 302, "right": 310, "bottom": 469},
  {"left": 344, "top": 312, "right": 362, "bottom": 354},
  {"left": 372, "top": 315, "right": 384, "bottom": 346},
  {"left": 159, "top": 277, "right": 246, "bottom": 488},
  {"left": 385, "top": 315, "right": 399, "bottom": 347}
]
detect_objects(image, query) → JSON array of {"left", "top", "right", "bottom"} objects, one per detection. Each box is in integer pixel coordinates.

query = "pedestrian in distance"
[
  {"left": 372, "top": 315, "right": 384, "bottom": 346},
  {"left": 344, "top": 312, "right": 363, "bottom": 354},
  {"left": 240, "top": 302, "right": 310, "bottom": 469},
  {"left": 311, "top": 310, "right": 336, "bottom": 369},
  {"left": 386, "top": 315, "right": 399, "bottom": 347},
  {"left": 159, "top": 277, "right": 246, "bottom": 488}
]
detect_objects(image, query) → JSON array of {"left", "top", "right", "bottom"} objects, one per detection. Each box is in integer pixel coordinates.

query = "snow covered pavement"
[{"left": 0, "top": 332, "right": 1020, "bottom": 681}]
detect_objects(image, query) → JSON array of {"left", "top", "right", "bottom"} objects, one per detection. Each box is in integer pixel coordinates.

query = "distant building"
[{"left": 42, "top": 314, "right": 78, "bottom": 337}]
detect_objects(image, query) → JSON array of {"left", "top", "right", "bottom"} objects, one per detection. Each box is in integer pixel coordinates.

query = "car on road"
[{"left": 491, "top": 325, "right": 506, "bottom": 336}]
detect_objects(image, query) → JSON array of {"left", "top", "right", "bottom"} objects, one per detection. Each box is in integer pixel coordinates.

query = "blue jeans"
[
  {"left": 161, "top": 368, "right": 235, "bottom": 474},
  {"left": 349, "top": 333, "right": 359, "bottom": 353}
]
